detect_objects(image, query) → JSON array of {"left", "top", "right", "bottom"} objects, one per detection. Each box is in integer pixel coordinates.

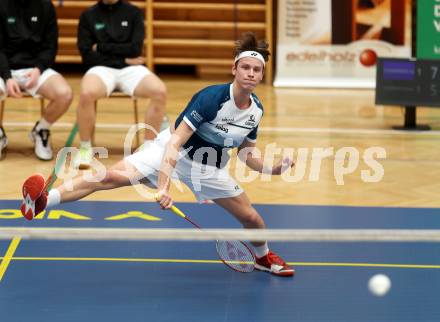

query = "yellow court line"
[
  {"left": 0, "top": 238, "right": 21, "bottom": 281},
  {"left": 11, "top": 257, "right": 221, "bottom": 264},
  {"left": 291, "top": 262, "right": 440, "bottom": 269},
  {"left": 2, "top": 256, "right": 440, "bottom": 269}
]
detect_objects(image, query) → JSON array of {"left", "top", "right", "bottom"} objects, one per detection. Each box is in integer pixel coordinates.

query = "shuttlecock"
[{"left": 368, "top": 274, "right": 391, "bottom": 297}]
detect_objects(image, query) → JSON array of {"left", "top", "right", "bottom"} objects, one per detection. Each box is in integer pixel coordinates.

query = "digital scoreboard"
[{"left": 375, "top": 58, "right": 440, "bottom": 107}]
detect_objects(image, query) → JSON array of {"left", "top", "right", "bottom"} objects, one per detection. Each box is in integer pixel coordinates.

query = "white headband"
[{"left": 234, "top": 51, "right": 265, "bottom": 67}]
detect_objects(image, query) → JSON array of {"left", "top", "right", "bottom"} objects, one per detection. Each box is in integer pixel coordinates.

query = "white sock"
[
  {"left": 253, "top": 242, "right": 269, "bottom": 258},
  {"left": 80, "top": 141, "right": 92, "bottom": 149},
  {"left": 36, "top": 118, "right": 51, "bottom": 131},
  {"left": 47, "top": 189, "right": 61, "bottom": 208}
]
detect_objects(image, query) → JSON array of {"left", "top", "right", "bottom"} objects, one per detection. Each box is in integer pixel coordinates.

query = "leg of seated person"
[
  {"left": 0, "top": 87, "right": 5, "bottom": 100},
  {"left": 133, "top": 74, "right": 167, "bottom": 141},
  {"left": 37, "top": 74, "right": 73, "bottom": 123},
  {"left": 77, "top": 74, "right": 108, "bottom": 143},
  {"left": 32, "top": 74, "right": 73, "bottom": 160},
  {"left": 0, "top": 85, "right": 6, "bottom": 158},
  {"left": 0, "top": 88, "right": 4, "bottom": 126},
  {"left": 74, "top": 74, "right": 108, "bottom": 169}
]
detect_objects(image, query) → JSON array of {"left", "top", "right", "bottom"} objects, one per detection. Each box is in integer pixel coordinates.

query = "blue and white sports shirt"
[{"left": 175, "top": 83, "right": 264, "bottom": 168}]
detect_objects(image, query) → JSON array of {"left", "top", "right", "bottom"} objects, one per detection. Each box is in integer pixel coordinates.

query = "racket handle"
[
  {"left": 154, "top": 193, "right": 201, "bottom": 228},
  {"left": 154, "top": 193, "right": 185, "bottom": 218},
  {"left": 170, "top": 205, "right": 186, "bottom": 219}
]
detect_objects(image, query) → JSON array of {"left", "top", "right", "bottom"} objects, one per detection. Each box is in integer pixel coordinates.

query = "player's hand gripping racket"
[{"left": 168, "top": 204, "right": 256, "bottom": 273}]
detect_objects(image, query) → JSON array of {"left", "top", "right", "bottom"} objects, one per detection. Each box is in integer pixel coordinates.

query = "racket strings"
[{"left": 216, "top": 240, "right": 255, "bottom": 273}]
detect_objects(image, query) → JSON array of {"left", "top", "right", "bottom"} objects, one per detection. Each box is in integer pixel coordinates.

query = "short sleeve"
[
  {"left": 246, "top": 125, "right": 259, "bottom": 143},
  {"left": 182, "top": 91, "right": 217, "bottom": 131}
]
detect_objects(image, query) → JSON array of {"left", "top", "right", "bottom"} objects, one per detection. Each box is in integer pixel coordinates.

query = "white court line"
[
  {"left": 1, "top": 227, "right": 440, "bottom": 242},
  {"left": 4, "top": 121, "right": 440, "bottom": 136},
  {"left": 259, "top": 127, "right": 440, "bottom": 136}
]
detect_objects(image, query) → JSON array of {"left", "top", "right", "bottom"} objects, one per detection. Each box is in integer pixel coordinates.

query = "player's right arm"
[
  {"left": 156, "top": 122, "right": 194, "bottom": 209},
  {"left": 156, "top": 88, "right": 218, "bottom": 209}
]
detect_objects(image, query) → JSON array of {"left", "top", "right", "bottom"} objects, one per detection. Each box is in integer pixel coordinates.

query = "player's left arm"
[{"left": 238, "top": 139, "right": 294, "bottom": 175}]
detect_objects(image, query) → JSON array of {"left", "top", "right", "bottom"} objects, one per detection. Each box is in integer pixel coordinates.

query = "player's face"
[{"left": 232, "top": 57, "right": 264, "bottom": 91}]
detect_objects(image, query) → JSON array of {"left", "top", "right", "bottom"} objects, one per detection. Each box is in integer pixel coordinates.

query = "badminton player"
[{"left": 20, "top": 32, "right": 295, "bottom": 277}]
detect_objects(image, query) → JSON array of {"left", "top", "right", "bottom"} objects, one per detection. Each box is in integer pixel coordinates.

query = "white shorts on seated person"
[
  {"left": 125, "top": 128, "right": 244, "bottom": 203},
  {"left": 85, "top": 65, "right": 151, "bottom": 97},
  {"left": 0, "top": 68, "right": 60, "bottom": 99}
]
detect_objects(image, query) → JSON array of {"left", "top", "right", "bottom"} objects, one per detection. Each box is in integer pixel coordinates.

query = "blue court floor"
[{"left": 1, "top": 200, "right": 439, "bottom": 322}]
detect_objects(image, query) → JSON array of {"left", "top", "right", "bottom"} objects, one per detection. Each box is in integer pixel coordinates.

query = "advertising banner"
[
  {"left": 274, "top": 0, "right": 412, "bottom": 88},
  {"left": 416, "top": 0, "right": 440, "bottom": 59}
]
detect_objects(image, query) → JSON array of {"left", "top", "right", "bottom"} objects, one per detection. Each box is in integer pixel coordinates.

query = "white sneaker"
[
  {"left": 0, "top": 127, "right": 8, "bottom": 159},
  {"left": 30, "top": 124, "right": 53, "bottom": 161},
  {"left": 73, "top": 146, "right": 93, "bottom": 169}
]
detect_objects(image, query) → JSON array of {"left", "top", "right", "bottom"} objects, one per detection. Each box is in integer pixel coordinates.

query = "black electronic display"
[{"left": 375, "top": 58, "right": 440, "bottom": 107}]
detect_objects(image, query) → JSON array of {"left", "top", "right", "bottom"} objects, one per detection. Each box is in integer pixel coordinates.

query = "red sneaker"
[
  {"left": 255, "top": 251, "right": 294, "bottom": 277},
  {"left": 20, "top": 174, "right": 47, "bottom": 220}
]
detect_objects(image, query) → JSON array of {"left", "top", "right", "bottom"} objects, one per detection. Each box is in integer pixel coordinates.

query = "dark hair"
[{"left": 234, "top": 32, "right": 270, "bottom": 62}]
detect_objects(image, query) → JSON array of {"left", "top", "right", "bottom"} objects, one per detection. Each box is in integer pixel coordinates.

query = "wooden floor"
[{"left": 1, "top": 74, "right": 439, "bottom": 207}]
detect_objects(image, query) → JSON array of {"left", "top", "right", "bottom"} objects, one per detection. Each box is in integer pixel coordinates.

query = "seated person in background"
[
  {"left": 75, "top": 0, "right": 167, "bottom": 169},
  {"left": 0, "top": 0, "right": 73, "bottom": 160}
]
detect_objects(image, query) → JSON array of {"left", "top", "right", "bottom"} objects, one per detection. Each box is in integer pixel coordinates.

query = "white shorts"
[
  {"left": 125, "top": 129, "right": 244, "bottom": 202},
  {"left": 0, "top": 68, "right": 59, "bottom": 99},
  {"left": 86, "top": 65, "right": 151, "bottom": 97}
]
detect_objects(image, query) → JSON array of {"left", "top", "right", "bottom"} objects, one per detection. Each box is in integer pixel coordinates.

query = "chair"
[
  {"left": 93, "top": 92, "right": 141, "bottom": 147},
  {"left": 0, "top": 94, "right": 45, "bottom": 126}
]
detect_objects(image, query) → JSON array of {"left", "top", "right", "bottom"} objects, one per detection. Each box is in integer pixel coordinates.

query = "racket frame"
[{"left": 170, "top": 205, "right": 256, "bottom": 273}]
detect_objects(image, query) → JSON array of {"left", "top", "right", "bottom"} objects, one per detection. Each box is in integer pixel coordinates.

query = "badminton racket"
[{"left": 169, "top": 204, "right": 256, "bottom": 273}]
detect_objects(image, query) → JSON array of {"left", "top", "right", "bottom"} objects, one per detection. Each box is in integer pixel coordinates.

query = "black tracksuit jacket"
[
  {"left": 77, "top": 0, "right": 145, "bottom": 68},
  {"left": 0, "top": 0, "right": 58, "bottom": 81}
]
